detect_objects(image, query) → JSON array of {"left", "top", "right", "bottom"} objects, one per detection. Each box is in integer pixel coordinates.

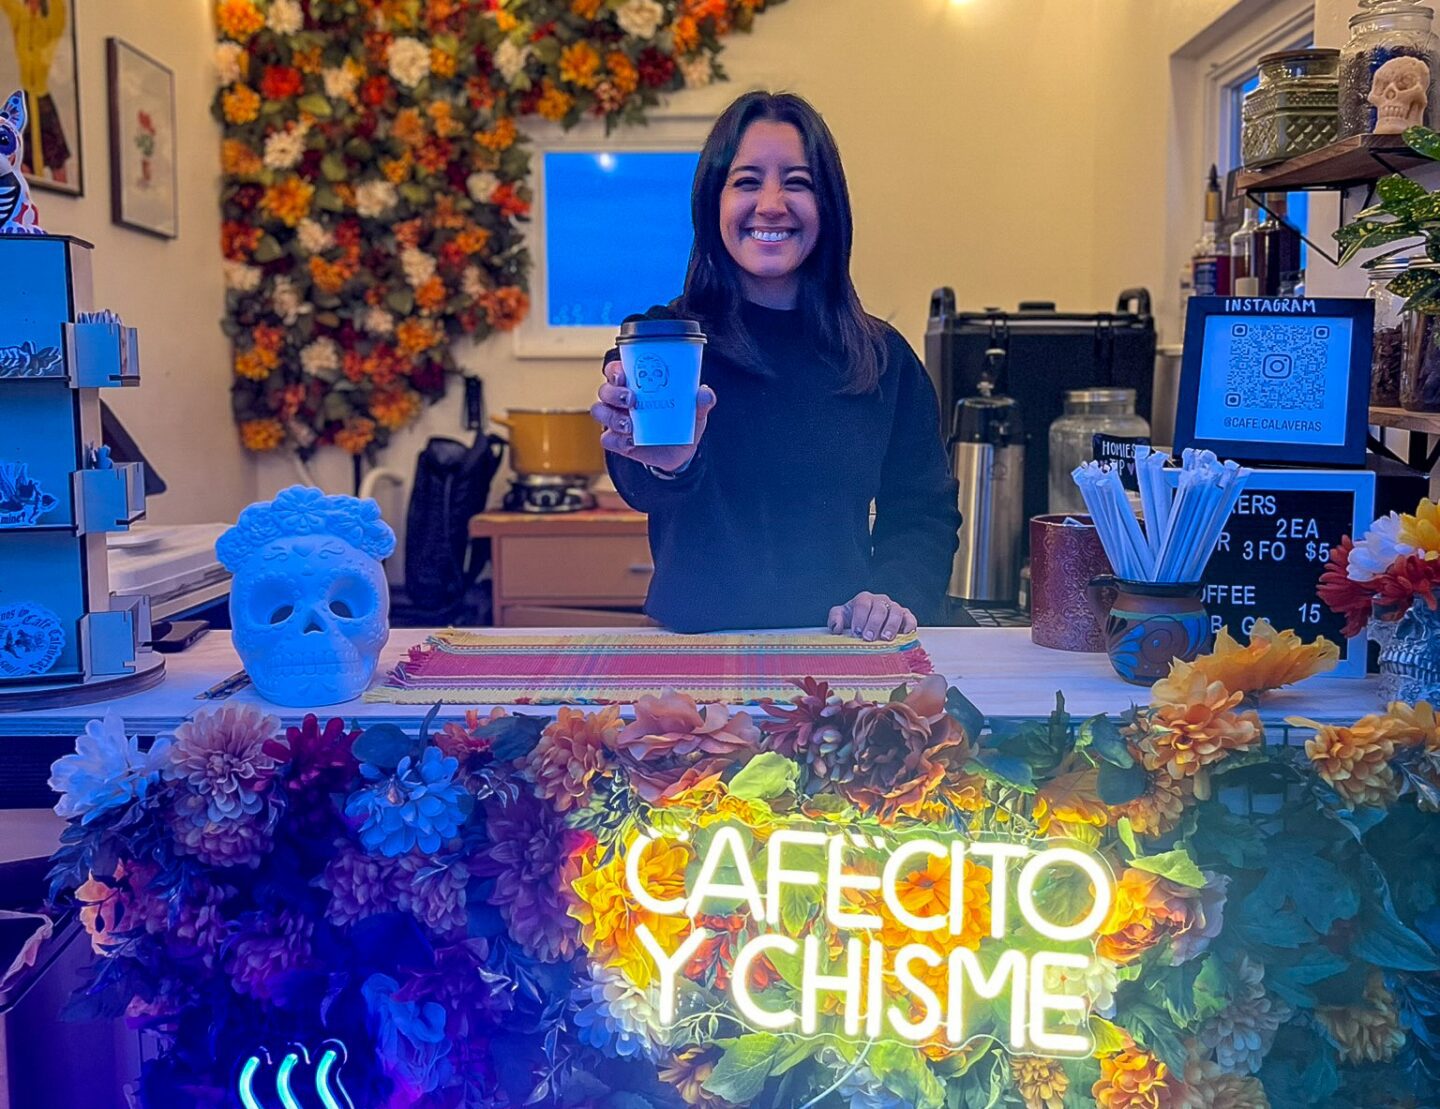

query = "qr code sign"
[{"left": 1223, "top": 321, "right": 1329, "bottom": 411}]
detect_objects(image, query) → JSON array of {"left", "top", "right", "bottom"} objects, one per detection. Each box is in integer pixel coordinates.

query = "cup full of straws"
[{"left": 1072, "top": 446, "right": 1252, "bottom": 685}]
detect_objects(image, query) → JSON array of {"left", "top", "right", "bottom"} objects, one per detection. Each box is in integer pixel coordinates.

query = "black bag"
[{"left": 402, "top": 433, "right": 504, "bottom": 613}]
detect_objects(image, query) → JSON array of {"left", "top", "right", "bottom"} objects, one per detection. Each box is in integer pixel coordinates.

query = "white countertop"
[{"left": 0, "top": 626, "right": 1380, "bottom": 738}]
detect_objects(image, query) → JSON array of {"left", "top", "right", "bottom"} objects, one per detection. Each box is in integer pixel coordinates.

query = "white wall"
[
  {"left": 272, "top": 0, "right": 1262, "bottom": 507},
  {"left": 32, "top": 0, "right": 252, "bottom": 525}
]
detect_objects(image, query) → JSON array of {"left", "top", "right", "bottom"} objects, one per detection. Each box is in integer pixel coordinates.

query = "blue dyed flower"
[
  {"left": 837, "top": 1063, "right": 908, "bottom": 1109},
  {"left": 361, "top": 972, "right": 453, "bottom": 1096},
  {"left": 570, "top": 964, "right": 667, "bottom": 1061},
  {"left": 49, "top": 711, "right": 169, "bottom": 824},
  {"left": 344, "top": 746, "right": 469, "bottom": 857}
]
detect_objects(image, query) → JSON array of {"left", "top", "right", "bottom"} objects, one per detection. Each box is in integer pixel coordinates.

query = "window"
[
  {"left": 513, "top": 116, "right": 709, "bottom": 359},
  {"left": 1221, "top": 55, "right": 1310, "bottom": 269}
]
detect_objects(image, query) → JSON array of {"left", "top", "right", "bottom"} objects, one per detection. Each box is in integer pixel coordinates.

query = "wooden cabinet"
[{"left": 469, "top": 510, "right": 656, "bottom": 627}]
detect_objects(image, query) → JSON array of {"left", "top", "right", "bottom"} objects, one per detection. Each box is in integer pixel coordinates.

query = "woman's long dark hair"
[{"left": 678, "top": 91, "right": 886, "bottom": 394}]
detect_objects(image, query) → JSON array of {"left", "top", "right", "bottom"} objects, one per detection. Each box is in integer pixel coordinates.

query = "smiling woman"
[{"left": 591, "top": 91, "right": 961, "bottom": 637}]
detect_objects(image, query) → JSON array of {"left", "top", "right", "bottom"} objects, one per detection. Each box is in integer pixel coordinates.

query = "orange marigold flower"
[
  {"left": 480, "top": 285, "right": 529, "bottom": 330},
  {"left": 536, "top": 79, "right": 574, "bottom": 122},
  {"left": 475, "top": 115, "right": 518, "bottom": 151},
  {"left": 1096, "top": 868, "right": 1225, "bottom": 966},
  {"left": 1012, "top": 1056, "right": 1068, "bottom": 1109},
  {"left": 417, "top": 136, "right": 452, "bottom": 175},
  {"left": 334, "top": 417, "right": 376, "bottom": 455},
  {"left": 395, "top": 317, "right": 441, "bottom": 355},
  {"left": 260, "top": 177, "right": 316, "bottom": 227},
  {"left": 1113, "top": 769, "right": 1191, "bottom": 837},
  {"left": 522, "top": 706, "right": 619, "bottom": 812},
  {"left": 216, "top": 0, "right": 264, "bottom": 41},
  {"left": 309, "top": 255, "right": 353, "bottom": 295},
  {"left": 292, "top": 45, "right": 325, "bottom": 74},
  {"left": 671, "top": 15, "right": 700, "bottom": 53},
  {"left": 370, "top": 388, "right": 423, "bottom": 430},
  {"left": 490, "top": 181, "right": 529, "bottom": 218},
  {"left": 234, "top": 348, "right": 274, "bottom": 381},
  {"left": 1155, "top": 620, "right": 1338, "bottom": 703},
  {"left": 1093, "top": 1046, "right": 1180, "bottom": 1109},
  {"left": 381, "top": 152, "right": 413, "bottom": 184},
  {"left": 493, "top": 9, "right": 519, "bottom": 32},
  {"left": 559, "top": 42, "right": 601, "bottom": 88},
  {"left": 1316, "top": 972, "right": 1407, "bottom": 1065},
  {"left": 454, "top": 226, "right": 491, "bottom": 254},
  {"left": 1034, "top": 766, "right": 1109, "bottom": 834},
  {"left": 1384, "top": 699, "right": 1440, "bottom": 751},
  {"left": 277, "top": 383, "right": 307, "bottom": 419},
  {"left": 391, "top": 107, "right": 427, "bottom": 149},
  {"left": 566, "top": 840, "right": 691, "bottom": 988},
  {"left": 657, "top": 1047, "right": 731, "bottom": 1109},
  {"left": 1293, "top": 713, "right": 1399, "bottom": 807},
  {"left": 430, "top": 47, "right": 457, "bottom": 78},
  {"left": 221, "top": 221, "right": 262, "bottom": 260},
  {"left": 426, "top": 99, "right": 462, "bottom": 137},
  {"left": 415, "top": 276, "right": 448, "bottom": 314},
  {"left": 606, "top": 51, "right": 639, "bottom": 96},
  {"left": 252, "top": 324, "right": 285, "bottom": 353},
  {"left": 221, "top": 138, "right": 262, "bottom": 177},
  {"left": 222, "top": 84, "right": 262, "bottom": 125},
  {"left": 1137, "top": 671, "right": 1261, "bottom": 781},
  {"left": 571, "top": 0, "right": 603, "bottom": 17},
  {"left": 239, "top": 418, "right": 285, "bottom": 452}
]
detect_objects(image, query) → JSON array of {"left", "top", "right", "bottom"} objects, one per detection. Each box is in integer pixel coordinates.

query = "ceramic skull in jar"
[
  {"left": 216, "top": 485, "right": 396, "bottom": 706},
  {"left": 1378, "top": 596, "right": 1440, "bottom": 703}
]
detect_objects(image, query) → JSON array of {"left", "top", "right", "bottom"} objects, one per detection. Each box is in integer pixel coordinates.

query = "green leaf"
[
  {"left": 315, "top": 185, "right": 345, "bottom": 212},
  {"left": 1112, "top": 996, "right": 1187, "bottom": 1075},
  {"left": 768, "top": 1036, "right": 815, "bottom": 1077},
  {"left": 1116, "top": 816, "right": 1138, "bottom": 857},
  {"left": 1089, "top": 1016, "right": 1129, "bottom": 1055},
  {"left": 297, "top": 92, "right": 332, "bottom": 118},
  {"left": 702, "top": 1033, "right": 778, "bottom": 1103},
  {"left": 1404, "top": 123, "right": 1440, "bottom": 160},
  {"left": 888, "top": 682, "right": 909, "bottom": 703},
  {"left": 779, "top": 881, "right": 815, "bottom": 935},
  {"left": 1246, "top": 845, "right": 1358, "bottom": 933},
  {"left": 352, "top": 723, "right": 418, "bottom": 770},
  {"left": 1351, "top": 896, "right": 1440, "bottom": 971},
  {"left": 1129, "top": 846, "right": 1206, "bottom": 889},
  {"left": 386, "top": 288, "right": 415, "bottom": 314},
  {"left": 252, "top": 234, "right": 283, "bottom": 263},
  {"left": 1076, "top": 713, "right": 1134, "bottom": 768},
  {"left": 868, "top": 1040, "right": 946, "bottom": 1109},
  {"left": 728, "top": 752, "right": 799, "bottom": 801},
  {"left": 1265, "top": 947, "right": 1348, "bottom": 1008},
  {"left": 476, "top": 713, "right": 547, "bottom": 762},
  {"left": 945, "top": 687, "right": 985, "bottom": 742},
  {"left": 1192, "top": 955, "right": 1229, "bottom": 1022},
  {"left": 1388, "top": 267, "right": 1440, "bottom": 298},
  {"left": 1377, "top": 173, "right": 1428, "bottom": 210},
  {"left": 321, "top": 152, "right": 349, "bottom": 182},
  {"left": 967, "top": 750, "right": 1036, "bottom": 793},
  {"left": 1096, "top": 760, "right": 1147, "bottom": 805}
]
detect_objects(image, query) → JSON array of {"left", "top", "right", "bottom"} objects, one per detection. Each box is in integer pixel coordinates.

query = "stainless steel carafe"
[{"left": 948, "top": 380, "right": 1025, "bottom": 604}]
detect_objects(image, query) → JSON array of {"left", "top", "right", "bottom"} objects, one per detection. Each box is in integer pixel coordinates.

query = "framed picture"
[
  {"left": 107, "top": 38, "right": 176, "bottom": 239},
  {"left": 0, "top": 0, "right": 83, "bottom": 196}
]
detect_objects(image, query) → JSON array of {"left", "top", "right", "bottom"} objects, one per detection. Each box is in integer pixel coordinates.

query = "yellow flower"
[
  {"left": 1034, "top": 766, "right": 1109, "bottom": 834},
  {"left": 1399, "top": 497, "right": 1440, "bottom": 553},
  {"left": 571, "top": 0, "right": 603, "bottom": 17},
  {"left": 475, "top": 116, "right": 517, "bottom": 152},
  {"left": 607, "top": 51, "right": 639, "bottom": 96},
  {"left": 234, "top": 348, "right": 274, "bottom": 381},
  {"left": 370, "top": 388, "right": 423, "bottom": 430},
  {"left": 221, "top": 138, "right": 262, "bottom": 177},
  {"left": 222, "top": 84, "right": 262, "bottom": 125},
  {"left": 239, "top": 418, "right": 285, "bottom": 452},
  {"left": 1384, "top": 699, "right": 1440, "bottom": 750},
  {"left": 335, "top": 417, "right": 376, "bottom": 456},
  {"left": 494, "top": 9, "right": 520, "bottom": 32},
  {"left": 1092, "top": 1046, "right": 1180, "bottom": 1109},
  {"left": 1293, "top": 714, "right": 1399, "bottom": 808},
  {"left": 381, "top": 152, "right": 413, "bottom": 184},
  {"left": 260, "top": 177, "right": 315, "bottom": 227},
  {"left": 395, "top": 318, "right": 441, "bottom": 355},
  {"left": 1012, "top": 1056, "right": 1068, "bottom": 1109},
  {"left": 1137, "top": 671, "right": 1261, "bottom": 781},
  {"left": 292, "top": 45, "right": 324, "bottom": 74},
  {"left": 559, "top": 42, "right": 601, "bottom": 88},
  {"left": 1113, "top": 770, "right": 1191, "bottom": 837},
  {"left": 1156, "top": 621, "right": 1338, "bottom": 702},
  {"left": 567, "top": 840, "right": 692, "bottom": 988},
  {"left": 216, "top": 0, "right": 264, "bottom": 41},
  {"left": 1316, "top": 972, "right": 1406, "bottom": 1064},
  {"left": 536, "top": 80, "right": 574, "bottom": 122},
  {"left": 430, "top": 47, "right": 457, "bottom": 78}
]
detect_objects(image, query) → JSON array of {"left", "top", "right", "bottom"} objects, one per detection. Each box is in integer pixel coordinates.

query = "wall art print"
[
  {"left": 214, "top": 0, "right": 785, "bottom": 460},
  {"left": 0, "top": 0, "right": 81, "bottom": 196},
  {"left": 107, "top": 38, "right": 177, "bottom": 239}
]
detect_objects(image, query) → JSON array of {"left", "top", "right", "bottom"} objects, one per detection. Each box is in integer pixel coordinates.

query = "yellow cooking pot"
[{"left": 493, "top": 409, "right": 606, "bottom": 476}]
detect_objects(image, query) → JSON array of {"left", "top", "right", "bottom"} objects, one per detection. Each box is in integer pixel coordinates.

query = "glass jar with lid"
[
  {"left": 1242, "top": 48, "right": 1340, "bottom": 167},
  {"left": 1048, "top": 388, "right": 1150, "bottom": 515},
  {"left": 1401, "top": 265, "right": 1440, "bottom": 410},
  {"left": 1368, "top": 258, "right": 1411, "bottom": 407},
  {"left": 1339, "top": 0, "right": 1440, "bottom": 139}
]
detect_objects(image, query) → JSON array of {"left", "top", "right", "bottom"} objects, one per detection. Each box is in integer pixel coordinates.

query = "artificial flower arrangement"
[
  {"left": 46, "top": 622, "right": 1440, "bottom": 1109},
  {"left": 1318, "top": 497, "right": 1440, "bottom": 637},
  {"left": 214, "top": 0, "right": 782, "bottom": 458}
]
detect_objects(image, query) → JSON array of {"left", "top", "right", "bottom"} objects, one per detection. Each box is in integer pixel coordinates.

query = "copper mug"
[
  {"left": 1085, "top": 577, "right": 1212, "bottom": 685},
  {"left": 1030, "top": 514, "right": 1113, "bottom": 652}
]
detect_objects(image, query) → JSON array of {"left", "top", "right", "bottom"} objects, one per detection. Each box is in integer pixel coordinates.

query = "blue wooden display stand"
[{"left": 0, "top": 235, "right": 164, "bottom": 708}]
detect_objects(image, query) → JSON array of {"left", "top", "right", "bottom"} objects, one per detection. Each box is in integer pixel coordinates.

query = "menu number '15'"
[{"left": 1298, "top": 602, "right": 1323, "bottom": 625}]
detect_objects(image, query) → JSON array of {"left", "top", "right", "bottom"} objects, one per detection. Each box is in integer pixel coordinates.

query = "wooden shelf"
[
  {"left": 1370, "top": 406, "right": 1440, "bottom": 434},
  {"left": 1237, "top": 134, "right": 1430, "bottom": 193}
]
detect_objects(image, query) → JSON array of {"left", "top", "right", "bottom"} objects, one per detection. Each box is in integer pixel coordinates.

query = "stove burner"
[{"left": 503, "top": 475, "right": 597, "bottom": 514}]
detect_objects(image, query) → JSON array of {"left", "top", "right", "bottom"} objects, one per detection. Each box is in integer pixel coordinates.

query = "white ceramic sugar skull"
[
  {"left": 1378, "top": 597, "right": 1440, "bottom": 703},
  {"left": 1369, "top": 56, "right": 1431, "bottom": 134},
  {"left": 217, "top": 486, "right": 396, "bottom": 706}
]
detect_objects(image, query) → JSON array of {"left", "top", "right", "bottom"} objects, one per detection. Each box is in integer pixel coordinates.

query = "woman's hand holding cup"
[{"left": 593, "top": 359, "right": 716, "bottom": 474}]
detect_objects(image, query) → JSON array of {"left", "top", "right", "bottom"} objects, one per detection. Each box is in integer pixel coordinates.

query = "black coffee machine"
[{"left": 924, "top": 288, "right": 1157, "bottom": 551}]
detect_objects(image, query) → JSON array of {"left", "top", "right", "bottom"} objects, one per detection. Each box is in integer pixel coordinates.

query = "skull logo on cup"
[
  {"left": 217, "top": 486, "right": 396, "bottom": 706},
  {"left": 1368, "top": 56, "right": 1431, "bottom": 134},
  {"left": 632, "top": 353, "right": 670, "bottom": 393}
]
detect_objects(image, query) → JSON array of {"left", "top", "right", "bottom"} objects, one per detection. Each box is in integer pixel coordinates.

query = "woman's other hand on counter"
[
  {"left": 827, "top": 591, "right": 917, "bottom": 641},
  {"left": 593, "top": 359, "right": 716, "bottom": 475}
]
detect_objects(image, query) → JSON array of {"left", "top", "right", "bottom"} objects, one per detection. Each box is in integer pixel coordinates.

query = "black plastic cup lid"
[{"left": 617, "top": 318, "right": 706, "bottom": 341}]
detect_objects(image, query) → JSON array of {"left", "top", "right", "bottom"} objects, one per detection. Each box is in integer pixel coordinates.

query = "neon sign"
[
  {"left": 237, "top": 1040, "right": 354, "bottom": 1109},
  {"left": 622, "top": 827, "right": 1114, "bottom": 1055}
]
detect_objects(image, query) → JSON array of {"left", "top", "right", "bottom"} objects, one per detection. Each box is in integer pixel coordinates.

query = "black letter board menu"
[{"left": 1168, "top": 470, "right": 1375, "bottom": 676}]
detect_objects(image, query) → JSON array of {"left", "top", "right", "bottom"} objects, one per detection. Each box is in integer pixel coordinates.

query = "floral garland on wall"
[
  {"left": 214, "top": 0, "right": 782, "bottom": 458},
  {"left": 45, "top": 622, "right": 1440, "bottom": 1108}
]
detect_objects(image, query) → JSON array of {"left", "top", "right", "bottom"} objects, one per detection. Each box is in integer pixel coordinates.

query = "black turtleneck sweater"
[{"left": 607, "top": 301, "right": 960, "bottom": 633}]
